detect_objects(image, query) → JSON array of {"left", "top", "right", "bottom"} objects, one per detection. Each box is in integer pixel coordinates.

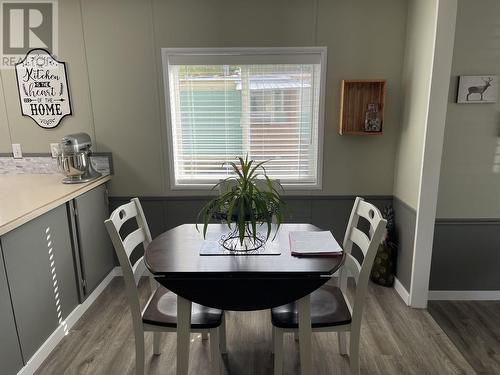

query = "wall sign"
[
  {"left": 457, "top": 75, "right": 498, "bottom": 104},
  {"left": 15, "top": 49, "right": 72, "bottom": 128}
]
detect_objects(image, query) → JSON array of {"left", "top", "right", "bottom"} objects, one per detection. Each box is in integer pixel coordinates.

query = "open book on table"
[{"left": 289, "top": 231, "right": 343, "bottom": 256}]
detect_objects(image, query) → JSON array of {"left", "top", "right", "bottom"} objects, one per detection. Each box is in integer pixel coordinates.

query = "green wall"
[
  {"left": 392, "top": 0, "right": 438, "bottom": 210},
  {"left": 436, "top": 0, "right": 500, "bottom": 218},
  {"left": 0, "top": 0, "right": 408, "bottom": 197}
]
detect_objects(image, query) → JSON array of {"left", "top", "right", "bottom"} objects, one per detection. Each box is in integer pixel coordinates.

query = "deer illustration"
[{"left": 466, "top": 77, "right": 493, "bottom": 101}]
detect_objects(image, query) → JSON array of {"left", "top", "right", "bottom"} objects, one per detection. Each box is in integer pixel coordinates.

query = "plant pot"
[
  {"left": 370, "top": 242, "right": 396, "bottom": 287},
  {"left": 370, "top": 204, "right": 397, "bottom": 287}
]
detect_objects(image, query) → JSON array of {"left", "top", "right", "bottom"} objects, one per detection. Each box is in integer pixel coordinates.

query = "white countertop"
[{"left": 0, "top": 174, "right": 111, "bottom": 236}]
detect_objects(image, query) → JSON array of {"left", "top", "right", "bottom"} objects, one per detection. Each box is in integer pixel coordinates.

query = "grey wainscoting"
[
  {"left": 109, "top": 194, "right": 392, "bottom": 251},
  {"left": 429, "top": 219, "right": 500, "bottom": 291},
  {"left": 109, "top": 197, "right": 211, "bottom": 240},
  {"left": 393, "top": 197, "right": 416, "bottom": 292},
  {"left": 100, "top": 194, "right": 500, "bottom": 294}
]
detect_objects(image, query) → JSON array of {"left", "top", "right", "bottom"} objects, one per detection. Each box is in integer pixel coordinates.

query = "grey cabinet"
[
  {"left": 73, "top": 184, "right": 114, "bottom": 296},
  {"left": 1, "top": 204, "right": 79, "bottom": 362},
  {"left": 0, "top": 243, "right": 24, "bottom": 375},
  {"left": 0, "top": 182, "right": 113, "bottom": 369}
]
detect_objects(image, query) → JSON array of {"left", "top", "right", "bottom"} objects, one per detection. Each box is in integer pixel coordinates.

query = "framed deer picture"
[{"left": 457, "top": 75, "right": 498, "bottom": 103}]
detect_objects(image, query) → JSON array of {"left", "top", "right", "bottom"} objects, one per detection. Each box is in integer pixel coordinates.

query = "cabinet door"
[
  {"left": 74, "top": 184, "right": 115, "bottom": 296},
  {"left": 0, "top": 242, "right": 24, "bottom": 374},
  {"left": 2, "top": 204, "right": 79, "bottom": 362}
]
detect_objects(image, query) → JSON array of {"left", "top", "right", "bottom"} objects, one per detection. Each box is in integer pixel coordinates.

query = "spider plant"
[{"left": 196, "top": 156, "right": 285, "bottom": 246}]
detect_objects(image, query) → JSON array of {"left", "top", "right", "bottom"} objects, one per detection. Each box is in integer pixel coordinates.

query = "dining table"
[{"left": 144, "top": 223, "right": 345, "bottom": 375}]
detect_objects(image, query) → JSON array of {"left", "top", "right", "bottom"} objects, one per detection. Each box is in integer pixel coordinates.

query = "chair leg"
[
  {"left": 202, "top": 332, "right": 209, "bottom": 340},
  {"left": 177, "top": 296, "right": 192, "bottom": 375},
  {"left": 209, "top": 328, "right": 221, "bottom": 375},
  {"left": 153, "top": 331, "right": 161, "bottom": 355},
  {"left": 297, "top": 295, "right": 312, "bottom": 375},
  {"left": 219, "top": 313, "right": 227, "bottom": 354},
  {"left": 338, "top": 331, "right": 348, "bottom": 355},
  {"left": 349, "top": 329, "right": 360, "bottom": 375},
  {"left": 273, "top": 328, "right": 284, "bottom": 375},
  {"left": 271, "top": 326, "right": 275, "bottom": 354},
  {"left": 135, "top": 331, "right": 145, "bottom": 375}
]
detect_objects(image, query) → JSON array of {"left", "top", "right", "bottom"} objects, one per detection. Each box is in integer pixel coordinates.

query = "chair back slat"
[
  {"left": 339, "top": 197, "right": 387, "bottom": 328},
  {"left": 104, "top": 198, "right": 156, "bottom": 335},
  {"left": 349, "top": 227, "right": 370, "bottom": 257},
  {"left": 107, "top": 201, "right": 139, "bottom": 232},
  {"left": 123, "top": 228, "right": 146, "bottom": 258},
  {"left": 356, "top": 200, "right": 382, "bottom": 237}
]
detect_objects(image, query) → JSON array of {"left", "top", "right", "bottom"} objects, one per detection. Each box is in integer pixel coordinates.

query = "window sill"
[{"left": 170, "top": 183, "right": 323, "bottom": 191}]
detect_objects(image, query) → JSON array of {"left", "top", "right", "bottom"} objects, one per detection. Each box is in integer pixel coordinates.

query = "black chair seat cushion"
[
  {"left": 142, "top": 287, "right": 223, "bottom": 329},
  {"left": 271, "top": 285, "right": 352, "bottom": 329}
]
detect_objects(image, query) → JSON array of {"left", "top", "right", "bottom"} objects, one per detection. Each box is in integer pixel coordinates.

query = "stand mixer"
[{"left": 57, "top": 133, "right": 102, "bottom": 184}]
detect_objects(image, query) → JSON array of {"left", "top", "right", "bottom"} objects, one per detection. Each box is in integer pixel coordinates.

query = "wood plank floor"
[
  {"left": 35, "top": 278, "right": 475, "bottom": 375},
  {"left": 429, "top": 300, "right": 500, "bottom": 375}
]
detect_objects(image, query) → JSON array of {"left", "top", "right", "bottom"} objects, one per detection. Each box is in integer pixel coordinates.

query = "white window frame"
[{"left": 161, "top": 47, "right": 327, "bottom": 190}]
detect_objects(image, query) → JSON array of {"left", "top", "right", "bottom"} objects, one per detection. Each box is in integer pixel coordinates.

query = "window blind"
[{"left": 164, "top": 48, "right": 325, "bottom": 187}]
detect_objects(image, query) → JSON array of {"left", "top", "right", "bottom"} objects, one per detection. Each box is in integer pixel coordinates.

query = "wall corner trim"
[
  {"left": 428, "top": 290, "right": 500, "bottom": 301},
  {"left": 408, "top": 0, "right": 458, "bottom": 309},
  {"left": 394, "top": 277, "right": 410, "bottom": 305}
]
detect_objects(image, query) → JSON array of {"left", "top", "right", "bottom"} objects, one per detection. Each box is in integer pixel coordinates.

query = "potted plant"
[
  {"left": 370, "top": 205, "right": 397, "bottom": 287},
  {"left": 197, "top": 156, "right": 285, "bottom": 252}
]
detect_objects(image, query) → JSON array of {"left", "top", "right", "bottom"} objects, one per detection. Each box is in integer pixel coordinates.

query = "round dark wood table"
[{"left": 145, "top": 223, "right": 345, "bottom": 375}]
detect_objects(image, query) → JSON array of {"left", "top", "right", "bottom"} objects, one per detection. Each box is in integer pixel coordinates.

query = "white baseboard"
[
  {"left": 428, "top": 290, "right": 500, "bottom": 301},
  {"left": 17, "top": 267, "right": 121, "bottom": 375},
  {"left": 394, "top": 277, "right": 410, "bottom": 305}
]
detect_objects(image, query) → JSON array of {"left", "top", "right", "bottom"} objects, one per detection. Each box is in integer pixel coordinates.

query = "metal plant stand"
[{"left": 219, "top": 224, "right": 266, "bottom": 252}]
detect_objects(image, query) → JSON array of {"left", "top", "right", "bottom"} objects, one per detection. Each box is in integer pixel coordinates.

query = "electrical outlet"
[
  {"left": 50, "top": 143, "right": 60, "bottom": 158},
  {"left": 12, "top": 143, "right": 22, "bottom": 159}
]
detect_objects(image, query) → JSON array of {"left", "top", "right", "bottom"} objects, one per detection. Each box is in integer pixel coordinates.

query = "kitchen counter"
[{"left": 0, "top": 174, "right": 111, "bottom": 236}]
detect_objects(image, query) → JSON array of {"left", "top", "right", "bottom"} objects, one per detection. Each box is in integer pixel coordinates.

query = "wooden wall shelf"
[{"left": 339, "top": 79, "right": 386, "bottom": 135}]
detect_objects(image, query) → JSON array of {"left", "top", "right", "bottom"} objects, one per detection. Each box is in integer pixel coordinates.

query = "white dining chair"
[
  {"left": 105, "top": 198, "right": 225, "bottom": 375},
  {"left": 271, "top": 197, "right": 387, "bottom": 375}
]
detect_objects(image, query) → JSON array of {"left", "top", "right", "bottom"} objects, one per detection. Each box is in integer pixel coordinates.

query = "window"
[{"left": 162, "top": 47, "right": 326, "bottom": 188}]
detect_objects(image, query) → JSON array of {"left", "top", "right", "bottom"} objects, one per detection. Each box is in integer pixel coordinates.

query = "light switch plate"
[
  {"left": 50, "top": 143, "right": 59, "bottom": 158},
  {"left": 12, "top": 143, "right": 22, "bottom": 159}
]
